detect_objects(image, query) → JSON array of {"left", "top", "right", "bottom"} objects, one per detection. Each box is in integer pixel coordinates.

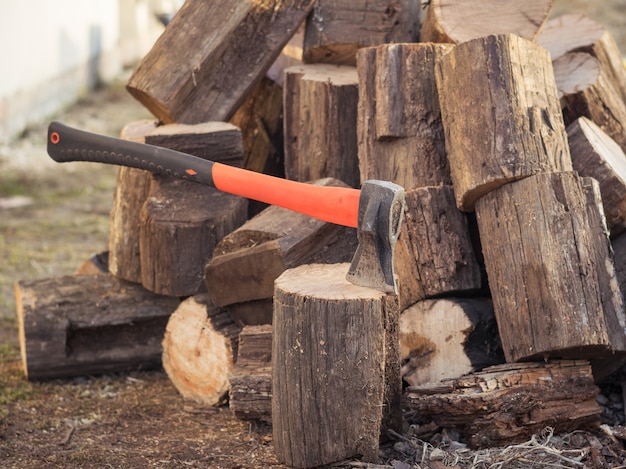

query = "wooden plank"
[{"left": 15, "top": 274, "right": 180, "bottom": 380}]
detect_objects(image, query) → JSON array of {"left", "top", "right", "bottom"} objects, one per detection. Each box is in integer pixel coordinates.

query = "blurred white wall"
[{"left": 0, "top": 0, "right": 178, "bottom": 144}]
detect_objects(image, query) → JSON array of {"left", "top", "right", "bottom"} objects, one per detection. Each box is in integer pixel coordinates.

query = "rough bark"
[
  {"left": 436, "top": 33, "right": 572, "bottom": 211},
  {"left": 272, "top": 263, "right": 400, "bottom": 468},
  {"left": 126, "top": 0, "right": 315, "bottom": 124},
  {"left": 302, "top": 0, "right": 420, "bottom": 66},
  {"left": 357, "top": 43, "right": 453, "bottom": 189},
  {"left": 284, "top": 64, "right": 360, "bottom": 188},
  {"left": 15, "top": 274, "right": 180, "bottom": 380}
]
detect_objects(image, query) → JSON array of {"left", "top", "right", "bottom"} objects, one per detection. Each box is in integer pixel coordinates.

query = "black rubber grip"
[{"left": 47, "top": 121, "right": 216, "bottom": 187}]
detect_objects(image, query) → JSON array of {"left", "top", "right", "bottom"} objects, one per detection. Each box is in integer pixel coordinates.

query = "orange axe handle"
[{"left": 47, "top": 122, "right": 360, "bottom": 228}]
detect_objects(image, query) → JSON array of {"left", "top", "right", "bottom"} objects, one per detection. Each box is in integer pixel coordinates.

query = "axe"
[{"left": 46, "top": 122, "right": 405, "bottom": 293}]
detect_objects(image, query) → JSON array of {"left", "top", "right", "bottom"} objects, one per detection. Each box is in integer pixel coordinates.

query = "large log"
[
  {"left": 356, "top": 42, "right": 453, "bottom": 189},
  {"left": 126, "top": 0, "right": 315, "bottom": 124},
  {"left": 400, "top": 298, "right": 503, "bottom": 387},
  {"left": 272, "top": 263, "right": 401, "bottom": 468},
  {"left": 205, "top": 178, "right": 357, "bottom": 310},
  {"left": 284, "top": 64, "right": 360, "bottom": 187},
  {"left": 15, "top": 274, "right": 180, "bottom": 380},
  {"left": 475, "top": 171, "right": 626, "bottom": 372},
  {"left": 538, "top": 13, "right": 626, "bottom": 104},
  {"left": 567, "top": 116, "right": 626, "bottom": 237},
  {"left": 436, "top": 33, "right": 572, "bottom": 211},
  {"left": 302, "top": 0, "right": 420, "bottom": 66},
  {"left": 394, "top": 186, "right": 482, "bottom": 310},
  {"left": 229, "top": 324, "right": 273, "bottom": 423},
  {"left": 420, "top": 0, "right": 552, "bottom": 44},
  {"left": 140, "top": 177, "right": 247, "bottom": 296},
  {"left": 162, "top": 295, "right": 241, "bottom": 406},
  {"left": 404, "top": 361, "right": 601, "bottom": 449}
]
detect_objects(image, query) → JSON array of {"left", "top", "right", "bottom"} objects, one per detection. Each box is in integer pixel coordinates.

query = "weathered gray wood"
[
  {"left": 205, "top": 178, "right": 357, "bottom": 308},
  {"left": 303, "top": 0, "right": 420, "bottom": 65},
  {"left": 567, "top": 116, "right": 626, "bottom": 237},
  {"left": 357, "top": 43, "right": 453, "bottom": 189},
  {"left": 420, "top": 0, "right": 552, "bottom": 44},
  {"left": 127, "top": 0, "right": 315, "bottom": 124},
  {"left": 272, "top": 263, "right": 400, "bottom": 468},
  {"left": 405, "top": 361, "right": 601, "bottom": 449},
  {"left": 475, "top": 171, "right": 626, "bottom": 368},
  {"left": 162, "top": 295, "right": 241, "bottom": 406},
  {"left": 436, "top": 34, "right": 572, "bottom": 211},
  {"left": 229, "top": 324, "right": 273, "bottom": 423},
  {"left": 400, "top": 298, "right": 503, "bottom": 387},
  {"left": 15, "top": 274, "right": 180, "bottom": 380},
  {"left": 284, "top": 64, "right": 360, "bottom": 188},
  {"left": 394, "top": 186, "right": 482, "bottom": 310}
]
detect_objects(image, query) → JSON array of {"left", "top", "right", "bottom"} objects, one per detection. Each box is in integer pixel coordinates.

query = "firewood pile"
[{"left": 13, "top": 0, "right": 626, "bottom": 467}]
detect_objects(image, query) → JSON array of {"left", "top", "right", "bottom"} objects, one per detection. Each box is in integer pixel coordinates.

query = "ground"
[{"left": 2, "top": 2, "right": 626, "bottom": 467}]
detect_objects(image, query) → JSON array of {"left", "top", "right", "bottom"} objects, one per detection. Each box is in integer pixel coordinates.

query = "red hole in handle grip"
[{"left": 50, "top": 132, "right": 60, "bottom": 144}]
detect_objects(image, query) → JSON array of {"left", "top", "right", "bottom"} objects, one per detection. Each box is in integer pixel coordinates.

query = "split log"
[
  {"left": 302, "top": 0, "right": 420, "bottom": 66},
  {"left": 420, "top": 0, "right": 552, "bottom": 44},
  {"left": 108, "top": 120, "right": 157, "bottom": 282},
  {"left": 272, "top": 263, "right": 401, "bottom": 468},
  {"left": 126, "top": 0, "right": 315, "bottom": 124},
  {"left": 553, "top": 51, "right": 626, "bottom": 155},
  {"left": 404, "top": 361, "right": 601, "bottom": 449},
  {"left": 400, "top": 298, "right": 503, "bottom": 387},
  {"left": 229, "top": 324, "right": 272, "bottom": 423},
  {"left": 567, "top": 117, "right": 626, "bottom": 237},
  {"left": 436, "top": 33, "right": 572, "bottom": 211},
  {"left": 162, "top": 295, "right": 241, "bottom": 406},
  {"left": 612, "top": 232, "right": 626, "bottom": 299},
  {"left": 139, "top": 177, "right": 247, "bottom": 296},
  {"left": 538, "top": 13, "right": 626, "bottom": 104},
  {"left": 394, "top": 186, "right": 482, "bottom": 310},
  {"left": 284, "top": 64, "right": 360, "bottom": 188},
  {"left": 356, "top": 43, "right": 453, "bottom": 189},
  {"left": 75, "top": 251, "right": 109, "bottom": 275},
  {"left": 15, "top": 274, "right": 180, "bottom": 380},
  {"left": 475, "top": 171, "right": 626, "bottom": 371},
  {"left": 205, "top": 178, "right": 357, "bottom": 309}
]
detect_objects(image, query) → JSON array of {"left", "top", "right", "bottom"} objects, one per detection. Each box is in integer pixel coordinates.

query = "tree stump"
[
  {"left": 15, "top": 274, "right": 180, "bottom": 380},
  {"left": 272, "top": 263, "right": 400, "bottom": 468},
  {"left": 404, "top": 361, "right": 601, "bottom": 449},
  {"left": 420, "top": 0, "right": 552, "bottom": 44},
  {"left": 356, "top": 42, "right": 453, "bottom": 189},
  {"left": 567, "top": 116, "right": 626, "bottom": 237},
  {"left": 162, "top": 295, "right": 241, "bottom": 406},
  {"left": 400, "top": 298, "right": 503, "bottom": 387},
  {"left": 302, "top": 0, "right": 420, "bottom": 66},
  {"left": 436, "top": 33, "right": 572, "bottom": 211},
  {"left": 284, "top": 64, "right": 360, "bottom": 187},
  {"left": 394, "top": 186, "right": 482, "bottom": 310},
  {"left": 475, "top": 171, "right": 626, "bottom": 371},
  {"left": 126, "top": 0, "right": 315, "bottom": 124}
]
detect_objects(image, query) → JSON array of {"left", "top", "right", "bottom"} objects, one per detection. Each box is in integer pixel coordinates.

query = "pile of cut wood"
[{"left": 14, "top": 0, "right": 626, "bottom": 467}]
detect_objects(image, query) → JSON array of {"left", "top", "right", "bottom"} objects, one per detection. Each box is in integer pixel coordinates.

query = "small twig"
[{"left": 58, "top": 423, "right": 76, "bottom": 446}]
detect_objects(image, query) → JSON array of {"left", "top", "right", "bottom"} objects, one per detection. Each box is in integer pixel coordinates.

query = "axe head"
[{"left": 346, "top": 180, "right": 405, "bottom": 294}]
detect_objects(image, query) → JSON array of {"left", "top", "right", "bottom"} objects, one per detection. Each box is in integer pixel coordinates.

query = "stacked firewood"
[{"left": 14, "top": 0, "right": 626, "bottom": 466}]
